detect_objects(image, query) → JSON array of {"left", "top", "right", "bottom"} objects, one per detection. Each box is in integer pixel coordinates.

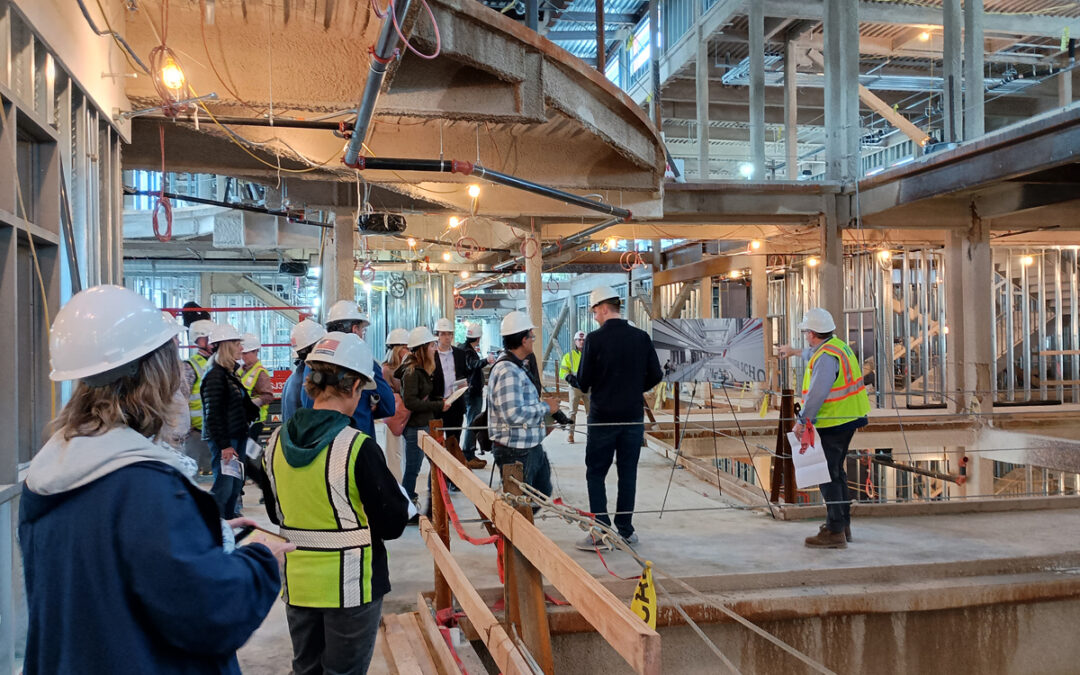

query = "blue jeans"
[
  {"left": 584, "top": 419, "right": 644, "bottom": 538},
  {"left": 493, "top": 444, "right": 552, "bottom": 497},
  {"left": 402, "top": 426, "right": 425, "bottom": 500},
  {"left": 207, "top": 436, "right": 246, "bottom": 519},
  {"left": 460, "top": 393, "right": 484, "bottom": 459},
  {"left": 286, "top": 598, "right": 383, "bottom": 675},
  {"left": 817, "top": 421, "right": 860, "bottom": 533}
]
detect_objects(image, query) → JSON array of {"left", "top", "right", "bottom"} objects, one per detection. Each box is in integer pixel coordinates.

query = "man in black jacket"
[
  {"left": 432, "top": 317, "right": 485, "bottom": 468},
  {"left": 459, "top": 323, "right": 494, "bottom": 463},
  {"left": 571, "top": 286, "right": 662, "bottom": 549}
]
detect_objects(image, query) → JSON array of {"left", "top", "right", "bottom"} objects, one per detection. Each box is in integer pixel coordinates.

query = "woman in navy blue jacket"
[{"left": 18, "top": 285, "right": 294, "bottom": 674}]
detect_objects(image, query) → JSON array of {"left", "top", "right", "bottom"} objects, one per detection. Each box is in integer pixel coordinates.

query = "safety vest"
[
  {"left": 800, "top": 336, "right": 871, "bottom": 429},
  {"left": 264, "top": 426, "right": 375, "bottom": 608},
  {"left": 188, "top": 353, "right": 209, "bottom": 430},
  {"left": 559, "top": 349, "right": 582, "bottom": 381},
  {"left": 239, "top": 361, "right": 270, "bottom": 423}
]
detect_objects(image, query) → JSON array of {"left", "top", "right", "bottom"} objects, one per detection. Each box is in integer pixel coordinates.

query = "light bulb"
[
  {"left": 943, "top": 326, "right": 950, "bottom": 335},
  {"left": 442, "top": 252, "right": 452, "bottom": 262},
  {"left": 1021, "top": 255, "right": 1034, "bottom": 266},
  {"left": 807, "top": 257, "right": 820, "bottom": 268},
  {"left": 730, "top": 269, "right": 742, "bottom": 279},
  {"left": 605, "top": 236, "right": 619, "bottom": 249},
  {"left": 449, "top": 216, "right": 460, "bottom": 228},
  {"left": 407, "top": 237, "right": 416, "bottom": 248},
  {"left": 467, "top": 185, "right": 481, "bottom": 199},
  {"left": 918, "top": 31, "right": 931, "bottom": 42},
  {"left": 749, "top": 240, "right": 762, "bottom": 250},
  {"left": 877, "top": 249, "right": 892, "bottom": 262},
  {"left": 161, "top": 56, "right": 185, "bottom": 92},
  {"left": 738, "top": 162, "right": 754, "bottom": 179},
  {"left": 460, "top": 270, "right": 470, "bottom": 279}
]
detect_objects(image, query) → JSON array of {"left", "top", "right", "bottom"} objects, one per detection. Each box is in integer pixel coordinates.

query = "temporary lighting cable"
[{"left": 77, "top": 0, "right": 150, "bottom": 75}]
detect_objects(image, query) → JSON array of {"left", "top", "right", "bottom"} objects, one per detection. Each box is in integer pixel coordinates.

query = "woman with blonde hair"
[
  {"left": 396, "top": 326, "right": 451, "bottom": 509},
  {"left": 381, "top": 328, "right": 412, "bottom": 482},
  {"left": 19, "top": 285, "right": 291, "bottom": 674}
]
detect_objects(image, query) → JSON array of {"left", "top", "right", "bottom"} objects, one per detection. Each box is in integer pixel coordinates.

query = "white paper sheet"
[
  {"left": 221, "top": 456, "right": 244, "bottom": 480},
  {"left": 786, "top": 431, "right": 831, "bottom": 489}
]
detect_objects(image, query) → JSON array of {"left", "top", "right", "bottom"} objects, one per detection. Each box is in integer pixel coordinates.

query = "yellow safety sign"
[{"left": 630, "top": 561, "right": 658, "bottom": 629}]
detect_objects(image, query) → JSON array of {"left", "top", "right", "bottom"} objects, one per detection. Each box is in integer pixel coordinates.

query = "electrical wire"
[
  {"left": 152, "top": 125, "right": 173, "bottom": 242},
  {"left": 78, "top": 0, "right": 151, "bottom": 74}
]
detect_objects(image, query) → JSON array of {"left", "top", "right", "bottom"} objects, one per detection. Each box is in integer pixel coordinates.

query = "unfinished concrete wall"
[{"left": 552, "top": 598, "right": 1080, "bottom": 674}]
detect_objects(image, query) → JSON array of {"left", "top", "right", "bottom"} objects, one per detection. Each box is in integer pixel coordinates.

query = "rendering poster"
[{"left": 653, "top": 318, "right": 766, "bottom": 384}]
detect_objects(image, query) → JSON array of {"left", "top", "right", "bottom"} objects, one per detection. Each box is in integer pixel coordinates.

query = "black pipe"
[
  {"left": 143, "top": 114, "right": 344, "bottom": 130},
  {"left": 124, "top": 187, "right": 334, "bottom": 228}
]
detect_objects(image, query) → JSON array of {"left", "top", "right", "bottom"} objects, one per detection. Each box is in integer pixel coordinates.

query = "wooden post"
[
  {"left": 501, "top": 462, "right": 555, "bottom": 675},
  {"left": 431, "top": 465, "right": 452, "bottom": 611},
  {"left": 770, "top": 389, "right": 796, "bottom": 503}
]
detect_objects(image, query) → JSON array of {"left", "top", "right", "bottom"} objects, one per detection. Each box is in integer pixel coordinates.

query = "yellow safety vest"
[
  {"left": 559, "top": 349, "right": 582, "bottom": 381},
  {"left": 239, "top": 361, "right": 270, "bottom": 423},
  {"left": 264, "top": 426, "right": 375, "bottom": 608},
  {"left": 800, "top": 336, "right": 871, "bottom": 429},
  {"left": 188, "top": 353, "right": 209, "bottom": 430}
]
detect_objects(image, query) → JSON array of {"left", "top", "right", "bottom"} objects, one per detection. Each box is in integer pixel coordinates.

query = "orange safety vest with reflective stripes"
[{"left": 800, "top": 336, "right": 871, "bottom": 428}]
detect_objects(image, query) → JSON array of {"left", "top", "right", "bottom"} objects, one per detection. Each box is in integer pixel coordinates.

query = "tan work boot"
[
  {"left": 466, "top": 458, "right": 487, "bottom": 470},
  {"left": 568, "top": 416, "right": 576, "bottom": 444},
  {"left": 805, "top": 528, "right": 847, "bottom": 549},
  {"left": 819, "top": 523, "right": 853, "bottom": 542}
]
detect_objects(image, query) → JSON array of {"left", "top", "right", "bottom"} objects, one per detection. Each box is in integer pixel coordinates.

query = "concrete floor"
[{"left": 235, "top": 424, "right": 1080, "bottom": 673}]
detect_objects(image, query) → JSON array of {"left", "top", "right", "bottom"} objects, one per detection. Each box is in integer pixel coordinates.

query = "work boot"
[
  {"left": 804, "top": 528, "right": 847, "bottom": 549},
  {"left": 568, "top": 416, "right": 576, "bottom": 444},
  {"left": 466, "top": 457, "right": 487, "bottom": 470},
  {"left": 575, "top": 534, "right": 612, "bottom": 552},
  {"left": 819, "top": 523, "right": 853, "bottom": 542}
]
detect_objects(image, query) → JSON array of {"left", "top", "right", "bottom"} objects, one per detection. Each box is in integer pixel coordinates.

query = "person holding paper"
[
  {"left": 398, "top": 327, "right": 452, "bottom": 510},
  {"left": 778, "top": 307, "right": 870, "bottom": 549},
  {"left": 201, "top": 323, "right": 261, "bottom": 518},
  {"left": 432, "top": 317, "right": 481, "bottom": 467},
  {"left": 262, "top": 332, "right": 410, "bottom": 675},
  {"left": 20, "top": 286, "right": 291, "bottom": 674}
]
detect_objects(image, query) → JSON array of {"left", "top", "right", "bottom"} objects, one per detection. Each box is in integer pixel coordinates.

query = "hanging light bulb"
[
  {"left": 449, "top": 216, "right": 460, "bottom": 228},
  {"left": 605, "top": 236, "right": 620, "bottom": 249},
  {"left": 407, "top": 237, "right": 416, "bottom": 248},
  {"left": 749, "top": 240, "right": 762, "bottom": 251},
  {"left": 1021, "top": 254, "right": 1034, "bottom": 266},
  {"left": 730, "top": 269, "right": 742, "bottom": 279},
  {"left": 442, "top": 251, "right": 452, "bottom": 262},
  {"left": 160, "top": 54, "right": 185, "bottom": 92},
  {"left": 807, "top": 257, "right": 820, "bottom": 268},
  {"left": 877, "top": 249, "right": 892, "bottom": 262},
  {"left": 460, "top": 270, "right": 470, "bottom": 279},
  {"left": 918, "top": 31, "right": 931, "bottom": 42},
  {"left": 467, "top": 185, "right": 481, "bottom": 199}
]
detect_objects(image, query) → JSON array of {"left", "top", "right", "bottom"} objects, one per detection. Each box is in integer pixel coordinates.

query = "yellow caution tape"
[
  {"left": 759, "top": 393, "right": 770, "bottom": 418},
  {"left": 630, "top": 561, "right": 657, "bottom": 629}
]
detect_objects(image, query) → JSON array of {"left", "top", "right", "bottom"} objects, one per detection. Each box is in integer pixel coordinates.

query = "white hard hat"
[
  {"left": 385, "top": 328, "right": 410, "bottom": 346},
  {"left": 466, "top": 323, "right": 483, "bottom": 339},
  {"left": 326, "top": 300, "right": 369, "bottom": 326},
  {"left": 49, "top": 285, "right": 181, "bottom": 382},
  {"left": 305, "top": 332, "right": 377, "bottom": 390},
  {"left": 407, "top": 326, "right": 437, "bottom": 349},
  {"left": 188, "top": 319, "right": 216, "bottom": 342},
  {"left": 799, "top": 307, "right": 836, "bottom": 333},
  {"left": 240, "top": 333, "right": 261, "bottom": 353},
  {"left": 500, "top": 311, "right": 534, "bottom": 336},
  {"left": 434, "top": 317, "right": 454, "bottom": 333},
  {"left": 573, "top": 331, "right": 586, "bottom": 340},
  {"left": 589, "top": 285, "right": 619, "bottom": 308},
  {"left": 291, "top": 319, "right": 327, "bottom": 352},
  {"left": 209, "top": 323, "right": 242, "bottom": 344}
]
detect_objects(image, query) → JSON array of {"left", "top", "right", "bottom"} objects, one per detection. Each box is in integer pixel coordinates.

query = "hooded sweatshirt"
[
  {"left": 268, "top": 408, "right": 410, "bottom": 602},
  {"left": 19, "top": 426, "right": 281, "bottom": 675}
]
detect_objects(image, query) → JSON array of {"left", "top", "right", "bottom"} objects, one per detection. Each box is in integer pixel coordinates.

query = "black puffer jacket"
[
  {"left": 201, "top": 360, "right": 260, "bottom": 450},
  {"left": 396, "top": 357, "right": 443, "bottom": 429}
]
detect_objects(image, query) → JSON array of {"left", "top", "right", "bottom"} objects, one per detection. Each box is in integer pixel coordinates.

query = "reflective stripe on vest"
[
  {"left": 800, "top": 336, "right": 871, "bottom": 428},
  {"left": 266, "top": 426, "right": 374, "bottom": 608},
  {"left": 188, "top": 353, "right": 209, "bottom": 430},
  {"left": 239, "top": 362, "right": 270, "bottom": 423}
]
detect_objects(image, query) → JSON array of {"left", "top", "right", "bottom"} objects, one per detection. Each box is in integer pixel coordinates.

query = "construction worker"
[
  {"left": 299, "top": 301, "right": 395, "bottom": 437},
  {"left": 573, "top": 286, "right": 662, "bottom": 550},
  {"left": 778, "top": 307, "right": 870, "bottom": 549},
  {"left": 183, "top": 318, "right": 216, "bottom": 475},
  {"left": 238, "top": 333, "right": 274, "bottom": 440},
  {"left": 487, "top": 311, "right": 559, "bottom": 496},
  {"left": 559, "top": 330, "right": 590, "bottom": 443},
  {"left": 459, "top": 323, "right": 494, "bottom": 464},
  {"left": 21, "top": 285, "right": 289, "bottom": 673},
  {"left": 263, "top": 332, "right": 410, "bottom": 674},
  {"left": 282, "top": 319, "right": 327, "bottom": 424}
]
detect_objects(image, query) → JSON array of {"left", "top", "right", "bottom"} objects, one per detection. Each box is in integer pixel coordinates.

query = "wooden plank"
[
  {"left": 382, "top": 614, "right": 426, "bottom": 675},
  {"left": 502, "top": 463, "right": 555, "bottom": 675},
  {"left": 431, "top": 465, "right": 452, "bottom": 611},
  {"left": 420, "top": 433, "right": 661, "bottom": 675},
  {"left": 652, "top": 255, "right": 735, "bottom": 288},
  {"left": 378, "top": 627, "right": 399, "bottom": 675},
  {"left": 416, "top": 594, "right": 463, "bottom": 675},
  {"left": 399, "top": 613, "right": 442, "bottom": 675},
  {"left": 418, "top": 517, "right": 533, "bottom": 675},
  {"left": 1038, "top": 350, "right": 1080, "bottom": 356}
]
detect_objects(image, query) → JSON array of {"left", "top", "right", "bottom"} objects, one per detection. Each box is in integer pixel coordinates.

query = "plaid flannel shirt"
[{"left": 487, "top": 358, "right": 548, "bottom": 449}]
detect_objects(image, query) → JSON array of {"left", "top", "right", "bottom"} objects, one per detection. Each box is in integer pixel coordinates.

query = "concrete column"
[
  {"left": 648, "top": 0, "right": 662, "bottom": 129},
  {"left": 963, "top": 0, "right": 985, "bottom": 139},
  {"left": 943, "top": 0, "right": 963, "bottom": 142},
  {"left": 784, "top": 40, "right": 799, "bottom": 179},
  {"left": 823, "top": 0, "right": 859, "bottom": 180},
  {"left": 748, "top": 0, "right": 765, "bottom": 180},
  {"left": 651, "top": 238, "right": 662, "bottom": 320},
  {"left": 945, "top": 229, "right": 967, "bottom": 414},
  {"left": 1060, "top": 61, "right": 1074, "bottom": 107},
  {"left": 963, "top": 213, "right": 993, "bottom": 416},
  {"left": 442, "top": 275, "right": 456, "bottom": 326},
  {"left": 819, "top": 201, "right": 844, "bottom": 326},
  {"left": 322, "top": 212, "right": 355, "bottom": 315},
  {"left": 699, "top": 275, "right": 712, "bottom": 318},
  {"left": 525, "top": 230, "right": 543, "bottom": 365},
  {"left": 695, "top": 19, "right": 710, "bottom": 179}
]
